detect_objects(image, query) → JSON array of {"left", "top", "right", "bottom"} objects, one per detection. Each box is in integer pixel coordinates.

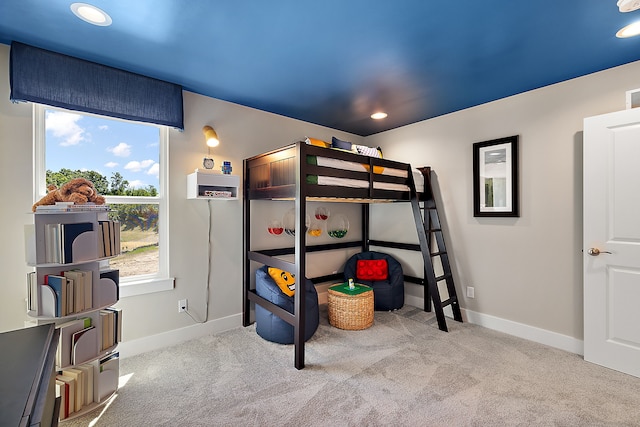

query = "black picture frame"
[{"left": 473, "top": 135, "right": 519, "bottom": 217}]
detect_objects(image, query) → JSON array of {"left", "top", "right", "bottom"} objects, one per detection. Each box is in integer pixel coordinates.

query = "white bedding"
[
  {"left": 309, "top": 156, "right": 424, "bottom": 192},
  {"left": 314, "top": 156, "right": 408, "bottom": 178},
  {"left": 313, "top": 175, "right": 408, "bottom": 191}
]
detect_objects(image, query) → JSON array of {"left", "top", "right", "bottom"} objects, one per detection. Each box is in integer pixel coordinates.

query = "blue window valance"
[{"left": 9, "top": 41, "right": 184, "bottom": 130}]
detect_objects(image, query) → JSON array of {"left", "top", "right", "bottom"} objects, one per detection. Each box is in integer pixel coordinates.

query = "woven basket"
[{"left": 328, "top": 286, "right": 374, "bottom": 330}]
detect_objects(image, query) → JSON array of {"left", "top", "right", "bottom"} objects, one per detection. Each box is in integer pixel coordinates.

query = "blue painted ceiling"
[{"left": 1, "top": 1, "right": 640, "bottom": 136}]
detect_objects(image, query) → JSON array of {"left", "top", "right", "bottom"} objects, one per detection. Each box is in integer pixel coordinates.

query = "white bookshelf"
[{"left": 25, "top": 209, "right": 121, "bottom": 422}]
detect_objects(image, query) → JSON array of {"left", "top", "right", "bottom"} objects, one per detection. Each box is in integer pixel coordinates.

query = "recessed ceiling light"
[
  {"left": 616, "top": 21, "right": 640, "bottom": 38},
  {"left": 371, "top": 112, "right": 388, "bottom": 120},
  {"left": 618, "top": 0, "right": 640, "bottom": 13},
  {"left": 71, "top": 3, "right": 112, "bottom": 26}
]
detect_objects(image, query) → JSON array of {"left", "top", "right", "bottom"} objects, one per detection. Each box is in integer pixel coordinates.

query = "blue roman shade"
[{"left": 9, "top": 41, "right": 183, "bottom": 130}]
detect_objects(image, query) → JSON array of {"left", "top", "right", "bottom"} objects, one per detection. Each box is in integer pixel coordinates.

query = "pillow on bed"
[
  {"left": 354, "top": 144, "right": 382, "bottom": 158},
  {"left": 305, "top": 137, "right": 331, "bottom": 148},
  {"left": 356, "top": 259, "right": 388, "bottom": 281},
  {"left": 331, "top": 137, "right": 354, "bottom": 151},
  {"left": 268, "top": 267, "right": 296, "bottom": 296}
]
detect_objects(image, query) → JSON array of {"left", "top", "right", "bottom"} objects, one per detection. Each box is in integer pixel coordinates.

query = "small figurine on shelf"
[
  {"left": 348, "top": 278, "right": 355, "bottom": 290},
  {"left": 221, "top": 160, "right": 232, "bottom": 174}
]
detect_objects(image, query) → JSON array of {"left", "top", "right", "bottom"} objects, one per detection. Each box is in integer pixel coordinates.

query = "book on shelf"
[
  {"left": 61, "top": 368, "right": 84, "bottom": 412},
  {"left": 98, "top": 220, "right": 121, "bottom": 257},
  {"left": 27, "top": 271, "right": 38, "bottom": 313},
  {"left": 36, "top": 202, "right": 110, "bottom": 212},
  {"left": 99, "top": 220, "right": 111, "bottom": 258},
  {"left": 99, "top": 268, "right": 120, "bottom": 303},
  {"left": 99, "top": 351, "right": 119, "bottom": 372},
  {"left": 43, "top": 221, "right": 94, "bottom": 264},
  {"left": 46, "top": 275, "right": 67, "bottom": 317},
  {"left": 97, "top": 224, "right": 106, "bottom": 259},
  {"left": 55, "top": 374, "right": 76, "bottom": 416},
  {"left": 100, "top": 310, "right": 115, "bottom": 350},
  {"left": 64, "top": 269, "right": 93, "bottom": 313},
  {"left": 61, "top": 222, "right": 93, "bottom": 263},
  {"left": 96, "top": 351, "right": 119, "bottom": 402},
  {"left": 114, "top": 222, "right": 121, "bottom": 255},
  {"left": 104, "top": 307, "right": 123, "bottom": 344},
  {"left": 57, "top": 317, "right": 92, "bottom": 368},
  {"left": 55, "top": 378, "right": 70, "bottom": 420},
  {"left": 76, "top": 364, "right": 95, "bottom": 406},
  {"left": 71, "top": 325, "right": 97, "bottom": 365},
  {"left": 66, "top": 277, "right": 75, "bottom": 316},
  {"left": 44, "top": 223, "right": 62, "bottom": 263}
]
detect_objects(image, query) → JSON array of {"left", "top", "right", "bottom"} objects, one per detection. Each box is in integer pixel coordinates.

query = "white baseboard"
[
  {"left": 118, "top": 294, "right": 583, "bottom": 360},
  {"left": 117, "top": 312, "right": 242, "bottom": 359},
  {"left": 462, "top": 309, "right": 584, "bottom": 355},
  {"left": 405, "top": 293, "right": 584, "bottom": 355}
]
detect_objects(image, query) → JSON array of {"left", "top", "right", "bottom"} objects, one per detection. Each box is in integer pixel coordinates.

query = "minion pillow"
[{"left": 268, "top": 267, "right": 296, "bottom": 297}]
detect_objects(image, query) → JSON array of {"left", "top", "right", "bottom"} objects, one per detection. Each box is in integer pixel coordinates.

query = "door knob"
[{"left": 587, "top": 248, "right": 612, "bottom": 256}]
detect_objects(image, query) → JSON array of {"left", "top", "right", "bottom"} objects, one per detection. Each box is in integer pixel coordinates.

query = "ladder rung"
[
  {"left": 440, "top": 297, "right": 458, "bottom": 307},
  {"left": 434, "top": 273, "right": 452, "bottom": 282},
  {"left": 430, "top": 251, "right": 447, "bottom": 257},
  {"left": 427, "top": 228, "right": 442, "bottom": 232}
]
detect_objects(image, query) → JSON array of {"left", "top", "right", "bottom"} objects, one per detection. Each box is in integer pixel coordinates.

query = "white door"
[{"left": 584, "top": 109, "right": 640, "bottom": 378}]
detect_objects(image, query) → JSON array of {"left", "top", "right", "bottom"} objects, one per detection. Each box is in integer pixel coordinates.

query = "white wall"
[
  {"left": 3, "top": 39, "right": 640, "bottom": 354},
  {"left": 368, "top": 61, "right": 640, "bottom": 342}
]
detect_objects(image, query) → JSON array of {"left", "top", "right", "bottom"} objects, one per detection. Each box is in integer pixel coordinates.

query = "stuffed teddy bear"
[{"left": 32, "top": 177, "right": 106, "bottom": 211}]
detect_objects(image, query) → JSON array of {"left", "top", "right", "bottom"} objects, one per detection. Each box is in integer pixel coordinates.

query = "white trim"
[
  {"left": 33, "top": 104, "right": 46, "bottom": 200},
  {"left": 117, "top": 293, "right": 583, "bottom": 360},
  {"left": 34, "top": 105, "right": 172, "bottom": 296},
  {"left": 406, "top": 293, "right": 583, "bottom": 355},
  {"left": 462, "top": 309, "right": 584, "bottom": 355},
  {"left": 116, "top": 312, "right": 242, "bottom": 359},
  {"left": 119, "top": 277, "right": 175, "bottom": 298},
  {"left": 158, "top": 126, "right": 170, "bottom": 281}
]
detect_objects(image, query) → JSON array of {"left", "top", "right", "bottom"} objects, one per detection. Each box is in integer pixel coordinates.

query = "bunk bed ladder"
[{"left": 410, "top": 167, "right": 463, "bottom": 332}]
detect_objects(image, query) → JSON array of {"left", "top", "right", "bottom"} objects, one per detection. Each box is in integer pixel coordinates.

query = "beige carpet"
[{"left": 63, "top": 305, "right": 640, "bottom": 426}]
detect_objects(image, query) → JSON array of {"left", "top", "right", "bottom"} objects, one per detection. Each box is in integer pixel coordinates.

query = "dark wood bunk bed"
[{"left": 243, "top": 141, "right": 462, "bottom": 369}]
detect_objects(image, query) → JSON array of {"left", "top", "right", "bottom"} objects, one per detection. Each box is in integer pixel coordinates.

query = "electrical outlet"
[
  {"left": 178, "top": 299, "right": 188, "bottom": 313},
  {"left": 466, "top": 286, "right": 475, "bottom": 298}
]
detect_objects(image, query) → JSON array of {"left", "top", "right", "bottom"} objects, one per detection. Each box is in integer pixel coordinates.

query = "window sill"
[{"left": 120, "top": 277, "right": 175, "bottom": 298}]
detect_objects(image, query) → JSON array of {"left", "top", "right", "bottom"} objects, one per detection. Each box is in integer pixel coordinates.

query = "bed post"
[
  {"left": 362, "top": 204, "right": 370, "bottom": 252},
  {"left": 242, "top": 159, "right": 251, "bottom": 327},
  {"left": 294, "top": 142, "right": 307, "bottom": 369}
]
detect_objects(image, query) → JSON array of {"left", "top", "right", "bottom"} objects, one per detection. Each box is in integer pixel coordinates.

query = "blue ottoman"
[{"left": 255, "top": 266, "right": 319, "bottom": 344}]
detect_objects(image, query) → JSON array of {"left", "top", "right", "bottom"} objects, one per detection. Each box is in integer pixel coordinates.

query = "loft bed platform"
[
  {"left": 244, "top": 141, "right": 430, "bottom": 202},
  {"left": 243, "top": 141, "right": 443, "bottom": 370}
]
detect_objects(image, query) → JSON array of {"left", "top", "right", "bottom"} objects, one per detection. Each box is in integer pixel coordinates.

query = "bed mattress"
[{"left": 307, "top": 155, "right": 424, "bottom": 192}]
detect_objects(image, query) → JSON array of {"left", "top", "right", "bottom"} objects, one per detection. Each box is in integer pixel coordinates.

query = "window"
[{"left": 34, "top": 105, "right": 173, "bottom": 296}]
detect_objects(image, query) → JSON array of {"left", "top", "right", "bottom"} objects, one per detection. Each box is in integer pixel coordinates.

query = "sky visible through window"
[{"left": 45, "top": 109, "right": 160, "bottom": 190}]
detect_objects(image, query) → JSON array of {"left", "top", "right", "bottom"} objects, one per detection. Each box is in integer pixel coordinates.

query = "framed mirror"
[{"left": 473, "top": 135, "right": 519, "bottom": 217}]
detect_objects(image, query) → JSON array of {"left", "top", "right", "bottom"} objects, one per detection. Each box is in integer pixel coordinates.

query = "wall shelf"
[{"left": 187, "top": 170, "right": 239, "bottom": 200}]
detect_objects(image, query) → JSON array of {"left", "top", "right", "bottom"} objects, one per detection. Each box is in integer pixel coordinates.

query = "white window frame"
[{"left": 33, "top": 104, "right": 174, "bottom": 297}]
